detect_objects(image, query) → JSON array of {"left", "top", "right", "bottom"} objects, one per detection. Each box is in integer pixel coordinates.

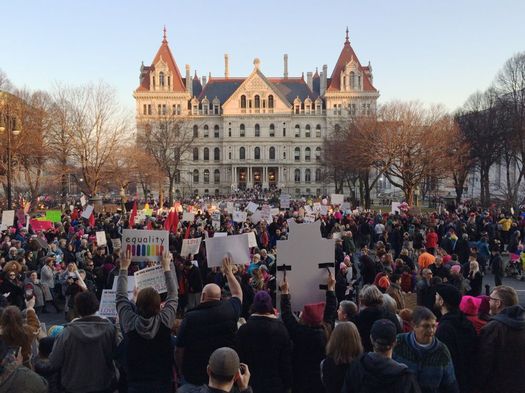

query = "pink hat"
[
  {"left": 301, "top": 302, "right": 325, "bottom": 326},
  {"left": 344, "top": 255, "right": 351, "bottom": 263},
  {"left": 378, "top": 276, "right": 391, "bottom": 290},
  {"left": 450, "top": 265, "right": 461, "bottom": 274},
  {"left": 460, "top": 296, "right": 481, "bottom": 316}
]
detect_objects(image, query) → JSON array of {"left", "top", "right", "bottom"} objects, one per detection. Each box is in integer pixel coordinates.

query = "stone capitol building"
[{"left": 134, "top": 28, "right": 379, "bottom": 197}]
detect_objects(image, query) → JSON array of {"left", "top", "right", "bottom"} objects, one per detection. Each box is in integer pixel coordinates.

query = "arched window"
[
  {"left": 255, "top": 124, "right": 260, "bottom": 137},
  {"left": 193, "top": 125, "right": 198, "bottom": 138},
  {"left": 214, "top": 169, "right": 220, "bottom": 184},
  {"left": 204, "top": 147, "right": 209, "bottom": 161},
  {"left": 203, "top": 169, "right": 210, "bottom": 184},
  {"left": 254, "top": 95, "right": 260, "bottom": 108},
  {"left": 240, "top": 123, "right": 245, "bottom": 137},
  {"left": 305, "top": 147, "right": 311, "bottom": 161},
  {"left": 295, "top": 124, "right": 300, "bottom": 138},
  {"left": 240, "top": 95, "right": 247, "bottom": 109},
  {"left": 305, "top": 124, "right": 311, "bottom": 138},
  {"left": 315, "top": 168, "right": 322, "bottom": 182},
  {"left": 159, "top": 72, "right": 165, "bottom": 86},
  {"left": 254, "top": 147, "right": 261, "bottom": 160},
  {"left": 269, "top": 146, "right": 276, "bottom": 160},
  {"left": 269, "top": 123, "right": 275, "bottom": 137},
  {"left": 316, "top": 124, "right": 321, "bottom": 138},
  {"left": 214, "top": 147, "right": 220, "bottom": 161},
  {"left": 240, "top": 147, "right": 246, "bottom": 160},
  {"left": 214, "top": 125, "right": 219, "bottom": 138},
  {"left": 294, "top": 147, "right": 300, "bottom": 161},
  {"left": 193, "top": 147, "right": 199, "bottom": 161},
  {"left": 294, "top": 169, "right": 301, "bottom": 183},
  {"left": 203, "top": 125, "right": 209, "bottom": 138},
  {"left": 268, "top": 95, "right": 274, "bottom": 108},
  {"left": 315, "top": 147, "right": 321, "bottom": 161},
  {"left": 193, "top": 169, "right": 199, "bottom": 183},
  {"left": 305, "top": 169, "right": 311, "bottom": 183}
]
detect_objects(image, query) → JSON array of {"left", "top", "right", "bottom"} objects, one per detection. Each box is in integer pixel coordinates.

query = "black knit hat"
[{"left": 436, "top": 284, "right": 462, "bottom": 309}]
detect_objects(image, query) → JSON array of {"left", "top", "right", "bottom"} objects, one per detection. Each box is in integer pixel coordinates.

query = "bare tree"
[
  {"left": 0, "top": 69, "right": 13, "bottom": 93},
  {"left": 140, "top": 114, "right": 195, "bottom": 206}
]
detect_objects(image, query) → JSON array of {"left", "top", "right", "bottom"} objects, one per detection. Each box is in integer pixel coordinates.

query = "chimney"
[
  {"left": 320, "top": 64, "right": 328, "bottom": 95},
  {"left": 185, "top": 64, "right": 192, "bottom": 96},
  {"left": 224, "top": 54, "right": 230, "bottom": 78},
  {"left": 284, "top": 54, "right": 288, "bottom": 79},
  {"left": 202, "top": 76, "right": 207, "bottom": 86},
  {"left": 306, "top": 72, "right": 313, "bottom": 91}
]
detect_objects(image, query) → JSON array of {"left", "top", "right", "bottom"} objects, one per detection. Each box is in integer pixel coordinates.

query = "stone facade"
[{"left": 133, "top": 28, "right": 379, "bottom": 197}]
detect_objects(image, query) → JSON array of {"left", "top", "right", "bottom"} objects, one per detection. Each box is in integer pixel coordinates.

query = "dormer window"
[
  {"left": 159, "top": 72, "right": 165, "bottom": 87},
  {"left": 268, "top": 95, "right": 274, "bottom": 109},
  {"left": 254, "top": 95, "right": 260, "bottom": 108},
  {"left": 240, "top": 95, "right": 247, "bottom": 109}
]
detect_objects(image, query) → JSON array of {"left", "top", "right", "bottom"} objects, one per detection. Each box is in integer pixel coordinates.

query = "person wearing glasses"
[{"left": 477, "top": 286, "right": 525, "bottom": 393}]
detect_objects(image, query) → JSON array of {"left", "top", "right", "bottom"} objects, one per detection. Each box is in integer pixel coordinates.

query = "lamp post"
[{"left": 0, "top": 114, "right": 21, "bottom": 210}]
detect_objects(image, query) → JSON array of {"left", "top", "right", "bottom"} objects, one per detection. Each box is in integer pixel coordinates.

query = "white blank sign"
[{"left": 205, "top": 233, "right": 250, "bottom": 267}]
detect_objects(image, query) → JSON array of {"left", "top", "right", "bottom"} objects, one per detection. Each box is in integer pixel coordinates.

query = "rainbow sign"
[{"left": 122, "top": 229, "right": 169, "bottom": 262}]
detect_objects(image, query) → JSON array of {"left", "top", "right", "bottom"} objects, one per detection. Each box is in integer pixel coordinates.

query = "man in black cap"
[
  {"left": 434, "top": 284, "right": 477, "bottom": 393},
  {"left": 200, "top": 347, "right": 252, "bottom": 393},
  {"left": 342, "top": 319, "right": 420, "bottom": 393}
]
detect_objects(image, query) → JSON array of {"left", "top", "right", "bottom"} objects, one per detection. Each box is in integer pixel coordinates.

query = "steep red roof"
[
  {"left": 136, "top": 29, "right": 186, "bottom": 93},
  {"left": 327, "top": 33, "right": 377, "bottom": 93}
]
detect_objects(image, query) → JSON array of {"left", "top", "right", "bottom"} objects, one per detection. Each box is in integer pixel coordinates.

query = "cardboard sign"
[
  {"left": 122, "top": 229, "right": 169, "bottom": 262},
  {"left": 81, "top": 205, "right": 94, "bottom": 219},
  {"left": 1, "top": 210, "right": 15, "bottom": 230},
  {"left": 246, "top": 202, "right": 259, "bottom": 213},
  {"left": 96, "top": 231, "right": 107, "bottom": 246},
  {"left": 233, "top": 211, "right": 247, "bottom": 223},
  {"left": 134, "top": 265, "right": 167, "bottom": 294},
  {"left": 182, "top": 212, "right": 195, "bottom": 222},
  {"left": 331, "top": 194, "right": 344, "bottom": 205},
  {"left": 280, "top": 194, "right": 291, "bottom": 209},
  {"left": 181, "top": 237, "right": 202, "bottom": 257},
  {"left": 205, "top": 233, "right": 251, "bottom": 267},
  {"left": 111, "top": 238, "right": 122, "bottom": 250},
  {"left": 45, "top": 210, "right": 62, "bottom": 223},
  {"left": 246, "top": 231, "right": 258, "bottom": 248},
  {"left": 30, "top": 219, "right": 53, "bottom": 232}
]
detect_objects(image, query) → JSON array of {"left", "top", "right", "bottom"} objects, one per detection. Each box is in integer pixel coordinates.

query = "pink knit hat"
[
  {"left": 460, "top": 296, "right": 481, "bottom": 316},
  {"left": 301, "top": 302, "right": 325, "bottom": 326}
]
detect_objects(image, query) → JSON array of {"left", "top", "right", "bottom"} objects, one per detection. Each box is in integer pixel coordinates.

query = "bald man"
[{"left": 176, "top": 256, "right": 243, "bottom": 392}]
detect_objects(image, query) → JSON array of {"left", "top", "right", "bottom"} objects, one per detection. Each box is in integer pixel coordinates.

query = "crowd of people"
[{"left": 0, "top": 195, "right": 524, "bottom": 393}]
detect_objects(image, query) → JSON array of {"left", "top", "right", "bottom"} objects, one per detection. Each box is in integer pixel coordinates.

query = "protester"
[
  {"left": 200, "top": 347, "right": 252, "bottom": 393},
  {"left": 117, "top": 250, "right": 178, "bottom": 393},
  {"left": 237, "top": 290, "right": 292, "bottom": 393},
  {"left": 342, "top": 319, "right": 421, "bottom": 393},
  {"left": 477, "top": 285, "right": 525, "bottom": 393},
  {"left": 337, "top": 300, "right": 358, "bottom": 323}
]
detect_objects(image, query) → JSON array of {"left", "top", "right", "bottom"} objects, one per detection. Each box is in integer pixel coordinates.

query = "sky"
[{"left": 1, "top": 0, "right": 524, "bottom": 114}]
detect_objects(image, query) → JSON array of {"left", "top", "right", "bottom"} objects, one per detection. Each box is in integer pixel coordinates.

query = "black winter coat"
[
  {"left": 354, "top": 306, "right": 402, "bottom": 352},
  {"left": 435, "top": 311, "right": 478, "bottom": 393},
  {"left": 237, "top": 315, "right": 292, "bottom": 393}
]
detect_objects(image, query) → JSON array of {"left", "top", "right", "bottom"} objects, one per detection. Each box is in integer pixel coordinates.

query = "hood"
[
  {"left": 492, "top": 305, "right": 525, "bottom": 330},
  {"left": 68, "top": 316, "right": 114, "bottom": 343},
  {"left": 358, "top": 352, "right": 409, "bottom": 386},
  {"left": 132, "top": 314, "right": 162, "bottom": 339},
  {"left": 440, "top": 310, "right": 474, "bottom": 331}
]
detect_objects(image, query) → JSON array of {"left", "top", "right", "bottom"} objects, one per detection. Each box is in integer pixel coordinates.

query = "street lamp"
[{"left": 0, "top": 115, "right": 21, "bottom": 210}]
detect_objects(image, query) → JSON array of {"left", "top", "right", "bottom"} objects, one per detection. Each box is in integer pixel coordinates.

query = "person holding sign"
[
  {"left": 176, "top": 256, "right": 243, "bottom": 391},
  {"left": 116, "top": 250, "right": 178, "bottom": 393}
]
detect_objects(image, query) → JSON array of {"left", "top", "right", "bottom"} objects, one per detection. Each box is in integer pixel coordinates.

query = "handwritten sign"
[
  {"left": 246, "top": 202, "right": 258, "bottom": 213},
  {"left": 205, "top": 233, "right": 250, "bottom": 267},
  {"left": 250, "top": 210, "right": 262, "bottom": 224},
  {"left": 182, "top": 212, "right": 195, "bottom": 222},
  {"left": 233, "top": 211, "right": 247, "bottom": 223},
  {"left": 122, "top": 229, "right": 169, "bottom": 262},
  {"left": 81, "top": 205, "right": 94, "bottom": 219},
  {"left": 213, "top": 232, "right": 228, "bottom": 237},
  {"left": 246, "top": 231, "right": 258, "bottom": 248},
  {"left": 212, "top": 220, "right": 221, "bottom": 230},
  {"left": 181, "top": 237, "right": 202, "bottom": 257},
  {"left": 280, "top": 194, "right": 291, "bottom": 209},
  {"left": 134, "top": 265, "right": 167, "bottom": 294},
  {"left": 30, "top": 219, "right": 53, "bottom": 232},
  {"left": 1, "top": 210, "right": 15, "bottom": 230},
  {"left": 96, "top": 231, "right": 107, "bottom": 246},
  {"left": 260, "top": 205, "right": 272, "bottom": 223},
  {"left": 111, "top": 238, "right": 122, "bottom": 250},
  {"left": 331, "top": 194, "right": 344, "bottom": 205},
  {"left": 98, "top": 290, "right": 119, "bottom": 318}
]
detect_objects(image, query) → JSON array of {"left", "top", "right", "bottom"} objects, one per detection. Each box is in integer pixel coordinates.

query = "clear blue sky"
[{"left": 1, "top": 0, "right": 524, "bottom": 113}]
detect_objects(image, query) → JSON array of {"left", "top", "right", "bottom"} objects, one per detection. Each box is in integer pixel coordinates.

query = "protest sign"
[
  {"left": 45, "top": 210, "right": 62, "bottom": 223},
  {"left": 98, "top": 290, "right": 118, "bottom": 318},
  {"left": 320, "top": 206, "right": 328, "bottom": 216},
  {"left": 81, "top": 205, "right": 94, "bottom": 219},
  {"left": 279, "top": 194, "right": 291, "bottom": 209},
  {"left": 182, "top": 212, "right": 195, "bottom": 222},
  {"left": 245, "top": 202, "right": 258, "bottom": 213},
  {"left": 30, "top": 219, "right": 53, "bottom": 232},
  {"left": 391, "top": 202, "right": 401, "bottom": 214},
  {"left": 271, "top": 208, "right": 280, "bottom": 217},
  {"left": 226, "top": 202, "right": 234, "bottom": 214},
  {"left": 205, "top": 233, "right": 250, "bottom": 267},
  {"left": 313, "top": 202, "right": 321, "bottom": 214},
  {"left": 1, "top": 210, "right": 15, "bottom": 230},
  {"left": 16, "top": 209, "right": 26, "bottom": 226},
  {"left": 96, "top": 231, "right": 107, "bottom": 246},
  {"left": 250, "top": 210, "right": 261, "bottom": 224},
  {"left": 260, "top": 205, "right": 272, "bottom": 222},
  {"left": 213, "top": 232, "right": 228, "bottom": 237},
  {"left": 304, "top": 214, "right": 316, "bottom": 223},
  {"left": 211, "top": 211, "right": 221, "bottom": 221},
  {"left": 112, "top": 275, "right": 135, "bottom": 292},
  {"left": 246, "top": 231, "right": 258, "bottom": 248},
  {"left": 212, "top": 220, "right": 221, "bottom": 230},
  {"left": 111, "top": 238, "right": 122, "bottom": 250},
  {"left": 134, "top": 265, "right": 167, "bottom": 294},
  {"left": 122, "top": 229, "right": 169, "bottom": 262},
  {"left": 304, "top": 205, "right": 313, "bottom": 215},
  {"left": 80, "top": 195, "right": 87, "bottom": 207},
  {"left": 330, "top": 194, "right": 344, "bottom": 205},
  {"left": 181, "top": 237, "right": 202, "bottom": 257},
  {"left": 232, "top": 211, "right": 247, "bottom": 223}
]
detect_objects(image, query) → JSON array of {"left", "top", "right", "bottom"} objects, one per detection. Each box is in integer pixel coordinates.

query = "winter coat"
[
  {"left": 386, "top": 283, "right": 405, "bottom": 310},
  {"left": 354, "top": 306, "right": 402, "bottom": 352},
  {"left": 0, "top": 364, "right": 48, "bottom": 393},
  {"left": 40, "top": 265, "right": 55, "bottom": 289},
  {"left": 237, "top": 315, "right": 292, "bottom": 393},
  {"left": 435, "top": 311, "right": 478, "bottom": 393},
  {"left": 321, "top": 356, "right": 350, "bottom": 393},
  {"left": 478, "top": 305, "right": 525, "bottom": 393},
  {"left": 342, "top": 352, "right": 421, "bottom": 393}
]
